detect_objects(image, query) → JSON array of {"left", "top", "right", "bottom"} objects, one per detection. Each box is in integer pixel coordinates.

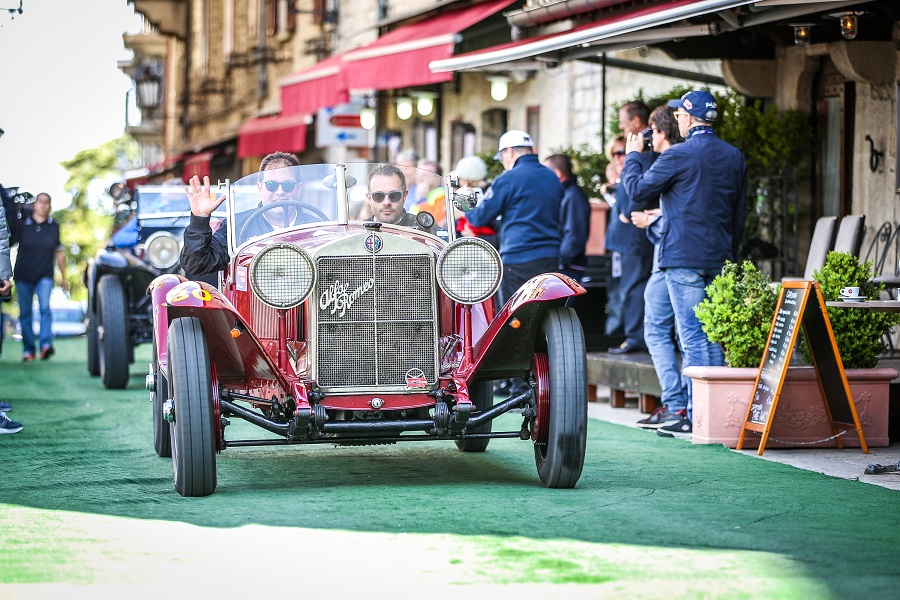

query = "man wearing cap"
[
  {"left": 465, "top": 130, "right": 564, "bottom": 397},
  {"left": 621, "top": 90, "right": 747, "bottom": 439},
  {"left": 606, "top": 100, "right": 658, "bottom": 355}
]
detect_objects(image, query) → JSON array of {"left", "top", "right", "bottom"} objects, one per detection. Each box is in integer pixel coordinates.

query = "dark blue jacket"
[
  {"left": 621, "top": 129, "right": 747, "bottom": 270},
  {"left": 605, "top": 145, "right": 657, "bottom": 257},
  {"left": 559, "top": 177, "right": 591, "bottom": 269},
  {"left": 466, "top": 153, "right": 563, "bottom": 265}
]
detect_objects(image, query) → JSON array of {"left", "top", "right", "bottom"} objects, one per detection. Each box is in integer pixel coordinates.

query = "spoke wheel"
[
  {"left": 532, "top": 307, "right": 587, "bottom": 489},
  {"left": 98, "top": 275, "right": 129, "bottom": 389},
  {"left": 455, "top": 380, "right": 493, "bottom": 452},
  {"left": 168, "top": 317, "right": 216, "bottom": 497}
]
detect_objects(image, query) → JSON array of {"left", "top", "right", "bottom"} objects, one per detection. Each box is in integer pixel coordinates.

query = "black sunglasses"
[
  {"left": 612, "top": 150, "right": 626, "bottom": 157},
  {"left": 263, "top": 180, "right": 298, "bottom": 193},
  {"left": 369, "top": 190, "right": 404, "bottom": 203}
]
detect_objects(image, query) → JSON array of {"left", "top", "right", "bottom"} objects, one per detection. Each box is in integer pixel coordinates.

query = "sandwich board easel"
[{"left": 736, "top": 281, "right": 868, "bottom": 455}]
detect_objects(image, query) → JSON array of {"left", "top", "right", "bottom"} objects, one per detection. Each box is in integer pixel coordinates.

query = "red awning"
[
  {"left": 279, "top": 0, "right": 516, "bottom": 114},
  {"left": 182, "top": 151, "right": 216, "bottom": 182},
  {"left": 339, "top": 0, "right": 518, "bottom": 91},
  {"left": 280, "top": 54, "right": 349, "bottom": 118},
  {"left": 430, "top": 0, "right": 760, "bottom": 72},
  {"left": 237, "top": 112, "right": 308, "bottom": 159}
]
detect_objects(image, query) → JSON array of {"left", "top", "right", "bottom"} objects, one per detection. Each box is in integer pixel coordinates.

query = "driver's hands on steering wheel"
[{"left": 185, "top": 175, "right": 225, "bottom": 218}]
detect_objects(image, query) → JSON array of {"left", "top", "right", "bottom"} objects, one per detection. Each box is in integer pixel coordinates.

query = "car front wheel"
[
  {"left": 151, "top": 342, "right": 172, "bottom": 458},
  {"left": 532, "top": 306, "right": 587, "bottom": 489},
  {"left": 86, "top": 309, "right": 99, "bottom": 377},
  {"left": 168, "top": 317, "right": 216, "bottom": 497}
]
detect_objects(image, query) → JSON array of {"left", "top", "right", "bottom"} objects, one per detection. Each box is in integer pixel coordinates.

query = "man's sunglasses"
[
  {"left": 263, "top": 180, "right": 298, "bottom": 193},
  {"left": 369, "top": 190, "right": 404, "bottom": 203}
]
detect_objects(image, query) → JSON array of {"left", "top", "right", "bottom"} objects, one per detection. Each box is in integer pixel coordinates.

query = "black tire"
[
  {"left": 98, "top": 276, "right": 129, "bottom": 389},
  {"left": 168, "top": 317, "right": 216, "bottom": 497},
  {"left": 152, "top": 342, "right": 172, "bottom": 458},
  {"left": 534, "top": 306, "right": 587, "bottom": 488},
  {"left": 455, "top": 380, "right": 493, "bottom": 452},
  {"left": 86, "top": 309, "right": 100, "bottom": 377}
]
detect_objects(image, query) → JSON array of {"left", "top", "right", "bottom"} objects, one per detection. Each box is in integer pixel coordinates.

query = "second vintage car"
[{"left": 149, "top": 162, "right": 588, "bottom": 496}]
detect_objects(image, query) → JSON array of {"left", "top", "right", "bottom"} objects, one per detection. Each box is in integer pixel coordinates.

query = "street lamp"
[{"left": 135, "top": 62, "right": 163, "bottom": 118}]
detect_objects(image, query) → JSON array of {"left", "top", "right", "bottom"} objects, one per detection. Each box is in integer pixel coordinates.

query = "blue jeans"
[
  {"left": 643, "top": 271, "right": 688, "bottom": 413},
  {"left": 662, "top": 267, "right": 725, "bottom": 420},
  {"left": 17, "top": 277, "right": 54, "bottom": 356}
]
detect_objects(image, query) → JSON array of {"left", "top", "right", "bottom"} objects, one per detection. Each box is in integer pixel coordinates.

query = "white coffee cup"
[{"left": 840, "top": 286, "right": 860, "bottom": 298}]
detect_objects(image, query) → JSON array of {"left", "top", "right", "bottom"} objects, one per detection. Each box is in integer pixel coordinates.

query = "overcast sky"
[{"left": 0, "top": 0, "right": 143, "bottom": 210}]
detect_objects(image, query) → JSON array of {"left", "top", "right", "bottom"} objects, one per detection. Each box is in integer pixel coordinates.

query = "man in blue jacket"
[
  {"left": 543, "top": 153, "right": 590, "bottom": 282},
  {"left": 606, "top": 101, "right": 658, "bottom": 354},
  {"left": 466, "top": 130, "right": 563, "bottom": 398},
  {"left": 466, "top": 130, "right": 563, "bottom": 305},
  {"left": 621, "top": 90, "right": 747, "bottom": 439}
]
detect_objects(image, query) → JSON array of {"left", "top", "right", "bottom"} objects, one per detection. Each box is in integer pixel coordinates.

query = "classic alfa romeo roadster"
[{"left": 148, "top": 162, "right": 587, "bottom": 496}]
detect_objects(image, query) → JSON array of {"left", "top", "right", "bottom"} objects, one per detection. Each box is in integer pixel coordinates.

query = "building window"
[
  {"left": 481, "top": 109, "right": 507, "bottom": 156},
  {"left": 451, "top": 122, "right": 476, "bottom": 167},
  {"left": 223, "top": 0, "right": 234, "bottom": 59},
  {"left": 527, "top": 106, "right": 540, "bottom": 153},
  {"left": 267, "top": 0, "right": 295, "bottom": 37}
]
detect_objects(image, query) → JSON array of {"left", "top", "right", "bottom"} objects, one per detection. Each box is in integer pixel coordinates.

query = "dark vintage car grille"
[{"left": 315, "top": 254, "right": 437, "bottom": 389}]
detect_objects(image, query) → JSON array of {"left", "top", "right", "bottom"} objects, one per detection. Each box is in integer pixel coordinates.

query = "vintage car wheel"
[
  {"left": 86, "top": 309, "right": 100, "bottom": 377},
  {"left": 455, "top": 380, "right": 493, "bottom": 452},
  {"left": 98, "top": 275, "right": 130, "bottom": 389},
  {"left": 532, "top": 307, "right": 587, "bottom": 489},
  {"left": 151, "top": 342, "right": 172, "bottom": 458},
  {"left": 168, "top": 317, "right": 216, "bottom": 497}
]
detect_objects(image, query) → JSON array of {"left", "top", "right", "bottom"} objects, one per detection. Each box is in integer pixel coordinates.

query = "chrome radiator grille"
[{"left": 315, "top": 254, "right": 437, "bottom": 389}]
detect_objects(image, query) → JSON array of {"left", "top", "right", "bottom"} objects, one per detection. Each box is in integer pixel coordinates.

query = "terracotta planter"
[{"left": 684, "top": 365, "right": 897, "bottom": 448}]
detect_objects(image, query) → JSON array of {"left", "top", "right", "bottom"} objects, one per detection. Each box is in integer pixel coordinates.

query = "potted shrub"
[{"left": 686, "top": 255, "right": 897, "bottom": 448}]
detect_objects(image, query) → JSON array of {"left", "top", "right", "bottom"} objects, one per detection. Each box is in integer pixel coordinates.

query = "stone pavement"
[{"left": 588, "top": 388, "right": 900, "bottom": 492}]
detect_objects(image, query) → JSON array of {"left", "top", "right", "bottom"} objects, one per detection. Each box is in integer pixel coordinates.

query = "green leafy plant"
[
  {"left": 800, "top": 251, "right": 900, "bottom": 369},
  {"left": 694, "top": 261, "right": 780, "bottom": 368}
]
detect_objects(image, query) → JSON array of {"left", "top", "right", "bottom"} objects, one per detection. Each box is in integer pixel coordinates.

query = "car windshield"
[
  {"left": 137, "top": 185, "right": 227, "bottom": 218},
  {"left": 228, "top": 163, "right": 445, "bottom": 247}
]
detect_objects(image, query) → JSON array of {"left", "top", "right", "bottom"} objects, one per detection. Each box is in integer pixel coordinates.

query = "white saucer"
[{"left": 839, "top": 296, "right": 868, "bottom": 302}]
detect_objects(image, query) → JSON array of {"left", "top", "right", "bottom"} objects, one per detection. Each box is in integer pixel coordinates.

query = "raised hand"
[{"left": 184, "top": 175, "right": 225, "bottom": 218}]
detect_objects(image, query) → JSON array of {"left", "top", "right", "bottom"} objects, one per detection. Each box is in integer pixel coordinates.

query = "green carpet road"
[{"left": 1, "top": 337, "right": 898, "bottom": 598}]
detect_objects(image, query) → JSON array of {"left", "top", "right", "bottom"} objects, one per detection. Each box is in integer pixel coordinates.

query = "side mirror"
[{"left": 452, "top": 187, "right": 481, "bottom": 213}]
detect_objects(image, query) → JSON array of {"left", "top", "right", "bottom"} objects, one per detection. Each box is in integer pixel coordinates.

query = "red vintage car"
[{"left": 148, "top": 162, "right": 587, "bottom": 496}]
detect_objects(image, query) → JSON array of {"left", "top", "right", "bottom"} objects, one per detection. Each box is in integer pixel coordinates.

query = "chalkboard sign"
[{"left": 737, "top": 281, "right": 868, "bottom": 455}]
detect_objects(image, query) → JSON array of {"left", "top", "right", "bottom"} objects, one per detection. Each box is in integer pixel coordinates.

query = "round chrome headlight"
[
  {"left": 145, "top": 231, "right": 181, "bottom": 269},
  {"left": 437, "top": 237, "right": 502, "bottom": 304},
  {"left": 249, "top": 243, "right": 315, "bottom": 309}
]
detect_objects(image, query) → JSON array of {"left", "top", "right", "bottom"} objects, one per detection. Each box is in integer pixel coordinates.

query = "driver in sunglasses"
[
  {"left": 365, "top": 164, "right": 437, "bottom": 234},
  {"left": 181, "top": 151, "right": 304, "bottom": 277}
]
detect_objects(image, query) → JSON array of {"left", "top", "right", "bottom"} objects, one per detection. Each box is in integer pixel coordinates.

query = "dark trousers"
[
  {"left": 618, "top": 252, "right": 653, "bottom": 348},
  {"left": 499, "top": 257, "right": 559, "bottom": 306},
  {"left": 497, "top": 256, "right": 559, "bottom": 394}
]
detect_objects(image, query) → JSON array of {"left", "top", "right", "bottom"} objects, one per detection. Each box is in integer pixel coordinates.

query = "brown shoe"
[{"left": 40, "top": 346, "right": 55, "bottom": 360}]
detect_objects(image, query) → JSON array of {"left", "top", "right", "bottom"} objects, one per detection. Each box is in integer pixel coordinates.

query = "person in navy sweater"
[
  {"left": 621, "top": 90, "right": 747, "bottom": 439},
  {"left": 466, "top": 130, "right": 563, "bottom": 305},
  {"left": 466, "top": 130, "right": 563, "bottom": 398}
]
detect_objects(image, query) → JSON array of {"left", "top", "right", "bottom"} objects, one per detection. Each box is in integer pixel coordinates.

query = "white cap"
[{"left": 494, "top": 129, "right": 534, "bottom": 159}]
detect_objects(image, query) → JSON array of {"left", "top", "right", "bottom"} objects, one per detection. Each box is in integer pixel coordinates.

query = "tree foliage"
[{"left": 55, "top": 135, "right": 139, "bottom": 300}]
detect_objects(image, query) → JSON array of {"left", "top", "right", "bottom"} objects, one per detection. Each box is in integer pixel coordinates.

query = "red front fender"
[
  {"left": 456, "top": 272, "right": 585, "bottom": 384},
  {"left": 151, "top": 278, "right": 285, "bottom": 391}
]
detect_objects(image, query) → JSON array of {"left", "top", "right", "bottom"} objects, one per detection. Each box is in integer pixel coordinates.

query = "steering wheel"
[{"left": 238, "top": 200, "right": 330, "bottom": 243}]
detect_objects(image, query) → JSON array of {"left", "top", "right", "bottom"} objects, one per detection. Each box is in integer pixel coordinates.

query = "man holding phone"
[{"left": 605, "top": 100, "right": 658, "bottom": 354}]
